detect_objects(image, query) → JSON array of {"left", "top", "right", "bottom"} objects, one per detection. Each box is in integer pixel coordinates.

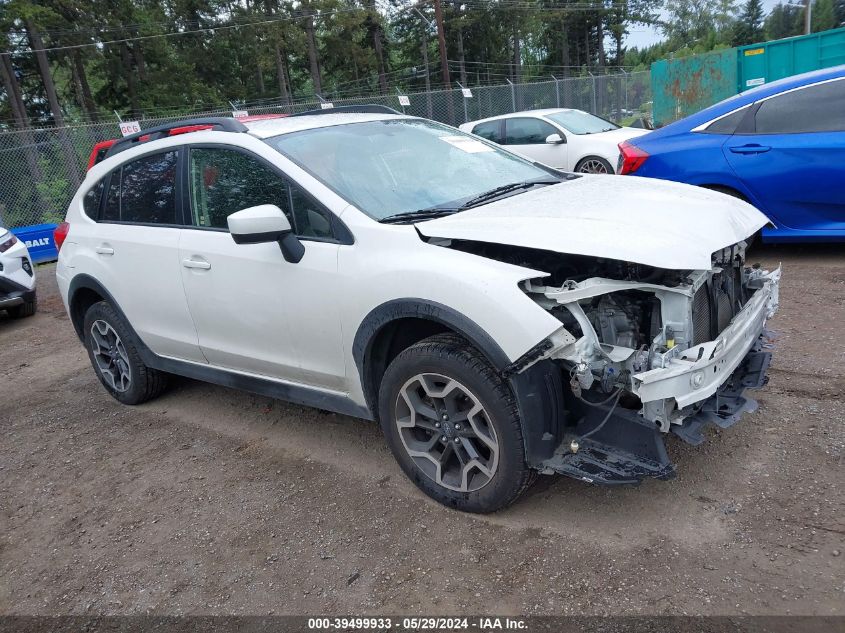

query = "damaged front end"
[{"left": 460, "top": 239, "right": 780, "bottom": 485}]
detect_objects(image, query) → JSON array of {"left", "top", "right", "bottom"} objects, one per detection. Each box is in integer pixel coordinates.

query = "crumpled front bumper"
[{"left": 630, "top": 267, "right": 780, "bottom": 421}]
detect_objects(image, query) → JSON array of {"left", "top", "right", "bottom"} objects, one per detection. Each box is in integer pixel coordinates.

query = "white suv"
[
  {"left": 0, "top": 225, "right": 37, "bottom": 319},
  {"left": 56, "top": 109, "right": 780, "bottom": 513}
]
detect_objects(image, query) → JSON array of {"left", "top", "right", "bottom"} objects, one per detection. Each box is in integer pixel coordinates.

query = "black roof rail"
[
  {"left": 291, "top": 104, "right": 403, "bottom": 117},
  {"left": 105, "top": 117, "right": 249, "bottom": 158}
]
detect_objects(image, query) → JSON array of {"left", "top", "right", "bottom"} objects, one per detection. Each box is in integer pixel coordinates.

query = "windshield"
[
  {"left": 545, "top": 110, "right": 619, "bottom": 134},
  {"left": 267, "top": 119, "right": 558, "bottom": 220}
]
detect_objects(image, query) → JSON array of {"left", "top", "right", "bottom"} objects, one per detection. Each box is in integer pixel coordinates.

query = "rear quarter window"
[
  {"left": 471, "top": 121, "right": 503, "bottom": 143},
  {"left": 82, "top": 180, "right": 104, "bottom": 219}
]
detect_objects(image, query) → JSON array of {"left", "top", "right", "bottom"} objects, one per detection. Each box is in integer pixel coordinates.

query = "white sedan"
[{"left": 459, "top": 108, "right": 649, "bottom": 174}]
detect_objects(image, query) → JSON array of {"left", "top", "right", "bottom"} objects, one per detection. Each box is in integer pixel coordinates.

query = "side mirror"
[
  {"left": 545, "top": 133, "right": 565, "bottom": 145},
  {"left": 227, "top": 204, "right": 304, "bottom": 263}
]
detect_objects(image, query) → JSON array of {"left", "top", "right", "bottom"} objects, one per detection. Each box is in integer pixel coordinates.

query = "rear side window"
[
  {"left": 503, "top": 118, "right": 558, "bottom": 145},
  {"left": 703, "top": 106, "right": 751, "bottom": 135},
  {"left": 753, "top": 79, "right": 845, "bottom": 134},
  {"left": 472, "top": 121, "right": 502, "bottom": 143},
  {"left": 82, "top": 180, "right": 104, "bottom": 218},
  {"left": 101, "top": 151, "right": 179, "bottom": 224}
]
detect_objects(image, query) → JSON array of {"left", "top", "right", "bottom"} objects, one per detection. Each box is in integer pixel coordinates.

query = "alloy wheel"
[
  {"left": 578, "top": 159, "right": 610, "bottom": 174},
  {"left": 90, "top": 319, "right": 131, "bottom": 392},
  {"left": 394, "top": 373, "right": 499, "bottom": 492}
]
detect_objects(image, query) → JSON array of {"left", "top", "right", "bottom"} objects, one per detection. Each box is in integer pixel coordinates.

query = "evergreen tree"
[{"left": 732, "top": 0, "right": 765, "bottom": 46}]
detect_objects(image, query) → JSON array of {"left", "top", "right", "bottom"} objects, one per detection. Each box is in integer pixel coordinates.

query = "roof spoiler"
[
  {"left": 104, "top": 117, "right": 249, "bottom": 159},
  {"left": 291, "top": 104, "right": 403, "bottom": 117}
]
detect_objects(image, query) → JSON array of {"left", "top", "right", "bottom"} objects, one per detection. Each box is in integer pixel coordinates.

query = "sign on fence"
[
  {"left": 232, "top": 110, "right": 249, "bottom": 119},
  {"left": 398, "top": 95, "right": 410, "bottom": 106},
  {"left": 461, "top": 88, "right": 473, "bottom": 98},
  {"left": 320, "top": 102, "right": 334, "bottom": 110},
  {"left": 119, "top": 121, "right": 141, "bottom": 136}
]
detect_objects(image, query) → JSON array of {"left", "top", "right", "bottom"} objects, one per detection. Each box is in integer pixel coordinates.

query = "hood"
[
  {"left": 415, "top": 175, "right": 768, "bottom": 270},
  {"left": 586, "top": 126, "right": 650, "bottom": 144}
]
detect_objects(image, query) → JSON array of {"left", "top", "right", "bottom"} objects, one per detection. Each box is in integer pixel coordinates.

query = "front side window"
[
  {"left": 753, "top": 79, "right": 845, "bottom": 134},
  {"left": 100, "top": 151, "right": 178, "bottom": 224},
  {"left": 189, "top": 147, "right": 334, "bottom": 239},
  {"left": 472, "top": 120, "right": 503, "bottom": 143},
  {"left": 545, "top": 110, "right": 619, "bottom": 135},
  {"left": 503, "top": 118, "right": 559, "bottom": 145},
  {"left": 268, "top": 119, "right": 555, "bottom": 220}
]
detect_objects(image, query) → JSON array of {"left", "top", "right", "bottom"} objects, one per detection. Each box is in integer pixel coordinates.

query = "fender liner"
[{"left": 353, "top": 299, "right": 565, "bottom": 466}]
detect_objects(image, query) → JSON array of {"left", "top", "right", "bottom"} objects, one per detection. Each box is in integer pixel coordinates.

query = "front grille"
[{"left": 692, "top": 284, "right": 712, "bottom": 345}]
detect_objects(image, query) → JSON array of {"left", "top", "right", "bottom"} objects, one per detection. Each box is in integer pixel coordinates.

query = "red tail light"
[
  {"left": 618, "top": 140, "right": 649, "bottom": 175},
  {"left": 54, "top": 222, "right": 70, "bottom": 252}
]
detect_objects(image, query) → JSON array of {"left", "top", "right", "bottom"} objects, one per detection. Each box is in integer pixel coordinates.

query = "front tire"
[
  {"left": 83, "top": 301, "right": 167, "bottom": 405},
  {"left": 377, "top": 333, "right": 534, "bottom": 513}
]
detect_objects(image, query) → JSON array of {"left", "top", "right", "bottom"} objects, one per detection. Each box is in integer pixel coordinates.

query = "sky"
[{"left": 624, "top": 0, "right": 791, "bottom": 49}]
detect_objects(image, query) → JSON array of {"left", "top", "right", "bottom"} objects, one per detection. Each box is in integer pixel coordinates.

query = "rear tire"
[
  {"left": 377, "top": 333, "right": 534, "bottom": 513},
  {"left": 8, "top": 296, "right": 36, "bottom": 318},
  {"left": 83, "top": 301, "right": 167, "bottom": 405}
]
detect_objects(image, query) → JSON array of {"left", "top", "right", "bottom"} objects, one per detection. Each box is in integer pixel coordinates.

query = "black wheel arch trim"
[
  {"left": 353, "top": 298, "right": 564, "bottom": 467},
  {"left": 67, "top": 273, "right": 371, "bottom": 420},
  {"left": 353, "top": 298, "right": 511, "bottom": 377}
]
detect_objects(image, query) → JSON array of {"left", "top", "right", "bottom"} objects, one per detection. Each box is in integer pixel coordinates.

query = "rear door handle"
[
  {"left": 182, "top": 258, "right": 211, "bottom": 270},
  {"left": 95, "top": 246, "right": 114, "bottom": 255},
  {"left": 729, "top": 144, "right": 771, "bottom": 154}
]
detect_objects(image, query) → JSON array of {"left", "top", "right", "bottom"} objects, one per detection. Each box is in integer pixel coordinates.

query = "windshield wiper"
[
  {"left": 379, "top": 207, "right": 460, "bottom": 224},
  {"left": 456, "top": 179, "right": 559, "bottom": 211}
]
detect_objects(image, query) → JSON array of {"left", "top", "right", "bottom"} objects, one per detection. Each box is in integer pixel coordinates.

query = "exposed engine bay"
[{"left": 442, "top": 238, "right": 781, "bottom": 432}]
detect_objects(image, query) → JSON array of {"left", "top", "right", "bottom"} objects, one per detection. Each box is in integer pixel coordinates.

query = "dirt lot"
[{"left": 0, "top": 245, "right": 842, "bottom": 617}]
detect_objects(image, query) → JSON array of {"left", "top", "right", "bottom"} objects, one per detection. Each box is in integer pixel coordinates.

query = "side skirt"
[{"left": 145, "top": 354, "right": 374, "bottom": 421}]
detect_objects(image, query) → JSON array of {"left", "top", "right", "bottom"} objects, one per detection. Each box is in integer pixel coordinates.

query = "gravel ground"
[{"left": 0, "top": 244, "right": 842, "bottom": 617}]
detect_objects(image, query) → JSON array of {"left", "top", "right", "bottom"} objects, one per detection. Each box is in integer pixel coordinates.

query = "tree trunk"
[
  {"left": 256, "top": 64, "right": 265, "bottom": 95},
  {"left": 25, "top": 20, "right": 81, "bottom": 189},
  {"left": 71, "top": 50, "right": 98, "bottom": 122},
  {"left": 560, "top": 23, "right": 570, "bottom": 77},
  {"left": 420, "top": 26, "right": 433, "bottom": 118},
  {"left": 119, "top": 41, "right": 142, "bottom": 119},
  {"left": 373, "top": 24, "right": 388, "bottom": 94},
  {"left": 25, "top": 20, "right": 65, "bottom": 127},
  {"left": 0, "top": 50, "right": 47, "bottom": 198},
  {"left": 597, "top": 15, "right": 607, "bottom": 68},
  {"left": 133, "top": 42, "right": 148, "bottom": 82},
  {"left": 456, "top": 26, "right": 468, "bottom": 85},
  {"left": 304, "top": 11, "right": 322, "bottom": 94},
  {"left": 512, "top": 26, "right": 522, "bottom": 83},
  {"left": 274, "top": 44, "right": 290, "bottom": 105}
]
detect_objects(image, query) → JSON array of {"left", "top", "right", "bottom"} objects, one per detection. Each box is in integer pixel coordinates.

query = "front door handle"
[
  {"left": 729, "top": 144, "right": 771, "bottom": 154},
  {"left": 182, "top": 258, "right": 211, "bottom": 270},
  {"left": 95, "top": 245, "right": 114, "bottom": 255}
]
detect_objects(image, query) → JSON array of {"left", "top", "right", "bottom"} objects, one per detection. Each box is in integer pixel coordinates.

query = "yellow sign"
[{"left": 744, "top": 48, "right": 765, "bottom": 56}]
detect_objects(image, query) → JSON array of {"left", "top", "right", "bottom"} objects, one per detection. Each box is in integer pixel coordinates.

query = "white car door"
[
  {"left": 90, "top": 149, "right": 205, "bottom": 363},
  {"left": 178, "top": 145, "right": 347, "bottom": 389},
  {"left": 502, "top": 117, "right": 569, "bottom": 170}
]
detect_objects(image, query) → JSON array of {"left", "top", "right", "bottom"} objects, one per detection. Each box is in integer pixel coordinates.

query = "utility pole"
[
  {"left": 433, "top": 0, "right": 450, "bottom": 89},
  {"left": 804, "top": 0, "right": 812, "bottom": 34}
]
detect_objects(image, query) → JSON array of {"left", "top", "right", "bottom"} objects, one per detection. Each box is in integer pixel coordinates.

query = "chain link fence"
[{"left": 0, "top": 70, "right": 650, "bottom": 229}]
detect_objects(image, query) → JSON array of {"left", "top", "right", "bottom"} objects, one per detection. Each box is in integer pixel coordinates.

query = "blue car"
[{"left": 618, "top": 65, "right": 845, "bottom": 242}]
